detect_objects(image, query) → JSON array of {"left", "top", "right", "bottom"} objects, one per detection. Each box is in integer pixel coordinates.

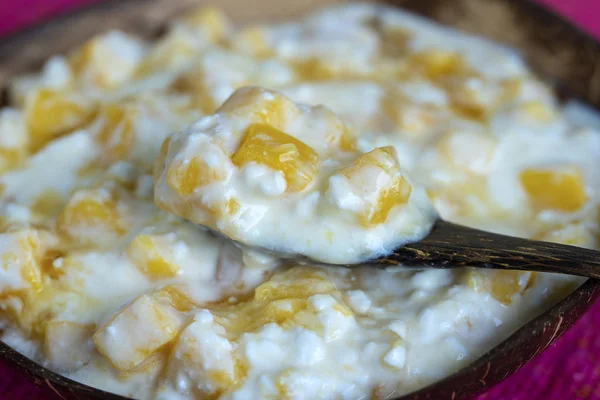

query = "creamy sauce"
[{"left": 0, "top": 3, "right": 598, "bottom": 400}]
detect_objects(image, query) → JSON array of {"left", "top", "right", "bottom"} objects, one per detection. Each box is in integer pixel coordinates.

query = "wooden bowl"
[{"left": 1, "top": 0, "right": 599, "bottom": 399}]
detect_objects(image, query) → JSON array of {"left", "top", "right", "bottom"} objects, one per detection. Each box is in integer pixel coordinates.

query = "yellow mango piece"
[
  {"left": 69, "top": 32, "right": 144, "bottom": 89},
  {"left": 93, "top": 294, "right": 183, "bottom": 371},
  {"left": 0, "top": 229, "right": 46, "bottom": 295},
  {"left": 465, "top": 270, "right": 536, "bottom": 305},
  {"left": 409, "top": 50, "right": 471, "bottom": 82},
  {"left": 316, "top": 106, "right": 356, "bottom": 152},
  {"left": 25, "top": 89, "right": 96, "bottom": 152},
  {"left": 255, "top": 268, "right": 336, "bottom": 302},
  {"left": 231, "top": 26, "right": 272, "bottom": 57},
  {"left": 128, "top": 234, "right": 181, "bottom": 280},
  {"left": 381, "top": 91, "right": 441, "bottom": 139},
  {"left": 0, "top": 149, "right": 23, "bottom": 173},
  {"left": 166, "top": 149, "right": 229, "bottom": 197},
  {"left": 436, "top": 130, "right": 497, "bottom": 174},
  {"left": 165, "top": 313, "right": 241, "bottom": 399},
  {"left": 0, "top": 109, "right": 28, "bottom": 173},
  {"left": 95, "top": 104, "right": 135, "bottom": 161},
  {"left": 232, "top": 123, "right": 319, "bottom": 192},
  {"left": 152, "top": 285, "right": 197, "bottom": 312},
  {"left": 179, "top": 6, "right": 230, "bottom": 42},
  {"left": 57, "top": 189, "right": 125, "bottom": 242},
  {"left": 219, "top": 87, "right": 300, "bottom": 131},
  {"left": 519, "top": 166, "right": 587, "bottom": 212},
  {"left": 170, "top": 68, "right": 217, "bottom": 114},
  {"left": 337, "top": 147, "right": 412, "bottom": 226},
  {"left": 520, "top": 101, "right": 554, "bottom": 122}
]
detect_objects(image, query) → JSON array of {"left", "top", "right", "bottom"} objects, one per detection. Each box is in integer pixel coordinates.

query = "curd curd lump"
[{"left": 0, "top": 3, "right": 599, "bottom": 400}]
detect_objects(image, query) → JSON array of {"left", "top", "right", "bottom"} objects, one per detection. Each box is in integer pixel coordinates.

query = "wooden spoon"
[{"left": 367, "top": 220, "right": 600, "bottom": 278}]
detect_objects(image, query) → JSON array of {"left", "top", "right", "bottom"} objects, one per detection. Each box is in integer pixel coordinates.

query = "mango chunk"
[
  {"left": 437, "top": 130, "right": 497, "bottom": 174},
  {"left": 231, "top": 26, "right": 272, "bottom": 57},
  {"left": 333, "top": 147, "right": 412, "bottom": 226},
  {"left": 152, "top": 285, "right": 198, "bottom": 313},
  {"left": 166, "top": 144, "right": 230, "bottom": 197},
  {"left": 164, "top": 311, "right": 239, "bottom": 398},
  {"left": 255, "top": 268, "right": 336, "bottom": 302},
  {"left": 314, "top": 106, "right": 356, "bottom": 152},
  {"left": 93, "top": 294, "right": 183, "bottom": 371},
  {"left": 69, "top": 32, "right": 144, "bottom": 89},
  {"left": 409, "top": 50, "right": 471, "bottom": 81},
  {"left": 519, "top": 166, "right": 587, "bottom": 212},
  {"left": 0, "top": 109, "right": 28, "bottom": 173},
  {"left": 128, "top": 234, "right": 181, "bottom": 280},
  {"left": 0, "top": 229, "right": 48, "bottom": 295},
  {"left": 178, "top": 6, "right": 230, "bottom": 42},
  {"left": 136, "top": 30, "right": 199, "bottom": 77},
  {"left": 25, "top": 89, "right": 96, "bottom": 152},
  {"left": 219, "top": 87, "right": 300, "bottom": 131},
  {"left": 232, "top": 123, "right": 319, "bottom": 192},
  {"left": 465, "top": 269, "right": 536, "bottom": 305},
  {"left": 95, "top": 104, "right": 136, "bottom": 161},
  {"left": 57, "top": 188, "right": 125, "bottom": 244}
]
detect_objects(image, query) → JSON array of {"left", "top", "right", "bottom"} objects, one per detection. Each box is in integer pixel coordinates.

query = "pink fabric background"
[{"left": 1, "top": 0, "right": 599, "bottom": 399}]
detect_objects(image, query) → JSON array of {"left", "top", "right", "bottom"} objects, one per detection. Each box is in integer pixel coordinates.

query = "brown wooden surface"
[
  {"left": 0, "top": 1, "right": 599, "bottom": 400},
  {"left": 373, "top": 220, "right": 600, "bottom": 279}
]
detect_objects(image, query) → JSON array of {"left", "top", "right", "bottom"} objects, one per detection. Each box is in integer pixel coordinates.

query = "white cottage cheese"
[{"left": 0, "top": 3, "right": 598, "bottom": 400}]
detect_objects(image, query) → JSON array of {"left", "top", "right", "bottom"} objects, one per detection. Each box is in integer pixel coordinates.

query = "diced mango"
[
  {"left": 93, "top": 294, "right": 183, "bottom": 371},
  {"left": 44, "top": 321, "right": 94, "bottom": 371},
  {"left": 255, "top": 267, "right": 336, "bottom": 302},
  {"left": 519, "top": 166, "right": 587, "bottom": 212},
  {"left": 464, "top": 270, "right": 536, "bottom": 305},
  {"left": 409, "top": 50, "right": 471, "bottom": 82},
  {"left": 95, "top": 104, "right": 135, "bottom": 161},
  {"left": 178, "top": 6, "right": 230, "bottom": 43},
  {"left": 170, "top": 68, "right": 217, "bottom": 114},
  {"left": 57, "top": 189, "right": 125, "bottom": 243},
  {"left": 232, "top": 123, "right": 319, "bottom": 192},
  {"left": 25, "top": 89, "right": 96, "bottom": 152},
  {"left": 136, "top": 30, "right": 199, "bottom": 77},
  {"left": 436, "top": 130, "right": 497, "bottom": 174},
  {"left": 219, "top": 87, "right": 300, "bottom": 131},
  {"left": 381, "top": 91, "right": 442, "bottom": 138},
  {"left": 314, "top": 106, "right": 356, "bottom": 152},
  {"left": 231, "top": 26, "right": 273, "bottom": 57},
  {"left": 69, "top": 32, "right": 144, "bottom": 89},
  {"left": 0, "top": 229, "right": 47, "bottom": 295},
  {"left": 128, "top": 234, "right": 181, "bottom": 280},
  {"left": 164, "top": 312, "right": 240, "bottom": 398},
  {"left": 335, "top": 147, "right": 412, "bottom": 226},
  {"left": 0, "top": 109, "right": 28, "bottom": 173},
  {"left": 166, "top": 146, "right": 230, "bottom": 197},
  {"left": 152, "top": 285, "right": 198, "bottom": 312}
]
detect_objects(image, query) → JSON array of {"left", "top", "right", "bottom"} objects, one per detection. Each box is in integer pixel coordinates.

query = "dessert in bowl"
[{"left": 0, "top": 1, "right": 599, "bottom": 399}]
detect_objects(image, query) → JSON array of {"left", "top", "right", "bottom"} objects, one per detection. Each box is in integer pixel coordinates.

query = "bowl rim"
[{"left": 0, "top": 0, "right": 599, "bottom": 399}]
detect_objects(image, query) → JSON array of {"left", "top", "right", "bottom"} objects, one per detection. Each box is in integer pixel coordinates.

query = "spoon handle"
[{"left": 374, "top": 220, "right": 600, "bottom": 278}]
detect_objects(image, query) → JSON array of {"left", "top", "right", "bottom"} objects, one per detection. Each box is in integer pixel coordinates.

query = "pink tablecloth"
[{"left": 1, "top": 1, "right": 599, "bottom": 399}]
